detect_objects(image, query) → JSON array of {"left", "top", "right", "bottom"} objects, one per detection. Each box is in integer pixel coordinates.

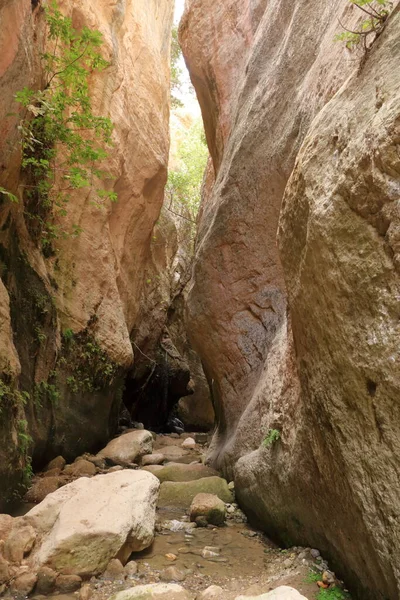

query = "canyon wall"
[
  {"left": 181, "top": 0, "right": 400, "bottom": 598},
  {"left": 0, "top": 0, "right": 174, "bottom": 505}
]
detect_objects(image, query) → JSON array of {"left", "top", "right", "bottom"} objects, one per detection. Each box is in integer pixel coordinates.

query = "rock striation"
[
  {"left": 181, "top": 0, "right": 400, "bottom": 598},
  {"left": 0, "top": 0, "right": 174, "bottom": 503}
]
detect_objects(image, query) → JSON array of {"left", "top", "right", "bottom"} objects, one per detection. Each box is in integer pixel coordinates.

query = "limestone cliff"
[
  {"left": 0, "top": 0, "right": 174, "bottom": 504},
  {"left": 181, "top": 0, "right": 399, "bottom": 598}
]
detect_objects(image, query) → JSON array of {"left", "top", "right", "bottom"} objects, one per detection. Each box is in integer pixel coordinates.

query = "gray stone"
[
  {"left": 160, "top": 567, "right": 186, "bottom": 582},
  {"left": 158, "top": 477, "right": 233, "bottom": 509},
  {"left": 36, "top": 567, "right": 57, "bottom": 594},
  {"left": 10, "top": 572, "right": 37, "bottom": 596},
  {"left": 190, "top": 493, "right": 226, "bottom": 526},
  {"left": 124, "top": 561, "right": 138, "bottom": 577},
  {"left": 141, "top": 454, "right": 165, "bottom": 466},
  {"left": 44, "top": 456, "right": 66, "bottom": 472},
  {"left": 103, "top": 558, "right": 125, "bottom": 580}
]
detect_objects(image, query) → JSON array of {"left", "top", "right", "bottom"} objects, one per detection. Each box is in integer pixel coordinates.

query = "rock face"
[
  {"left": 276, "top": 8, "right": 400, "bottom": 599},
  {"left": 25, "top": 470, "right": 159, "bottom": 576},
  {"left": 0, "top": 0, "right": 174, "bottom": 504},
  {"left": 181, "top": 0, "right": 400, "bottom": 599},
  {"left": 181, "top": 0, "right": 357, "bottom": 475}
]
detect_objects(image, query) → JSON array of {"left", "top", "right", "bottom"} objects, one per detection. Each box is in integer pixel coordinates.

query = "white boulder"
[
  {"left": 25, "top": 470, "right": 159, "bottom": 576},
  {"left": 111, "top": 583, "right": 193, "bottom": 600},
  {"left": 97, "top": 430, "right": 153, "bottom": 464}
]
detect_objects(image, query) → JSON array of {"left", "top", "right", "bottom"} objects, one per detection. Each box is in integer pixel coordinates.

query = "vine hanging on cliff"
[{"left": 14, "top": 0, "right": 117, "bottom": 253}]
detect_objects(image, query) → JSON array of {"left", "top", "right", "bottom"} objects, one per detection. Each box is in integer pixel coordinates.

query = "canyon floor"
[{"left": 2, "top": 431, "right": 350, "bottom": 600}]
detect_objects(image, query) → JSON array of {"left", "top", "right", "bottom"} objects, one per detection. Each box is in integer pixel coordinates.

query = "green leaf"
[{"left": 0, "top": 186, "right": 18, "bottom": 203}]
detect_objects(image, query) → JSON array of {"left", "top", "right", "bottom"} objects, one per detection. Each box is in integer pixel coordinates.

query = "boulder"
[
  {"left": 4, "top": 523, "right": 36, "bottom": 563},
  {"left": 124, "top": 561, "right": 138, "bottom": 577},
  {"left": 141, "top": 454, "right": 165, "bottom": 466},
  {"left": 235, "top": 588, "right": 307, "bottom": 600},
  {"left": 25, "top": 477, "right": 67, "bottom": 504},
  {"left": 44, "top": 457, "right": 66, "bottom": 472},
  {"left": 154, "top": 436, "right": 185, "bottom": 449},
  {"left": 26, "top": 470, "right": 159, "bottom": 576},
  {"left": 97, "top": 431, "right": 153, "bottom": 465},
  {"left": 158, "top": 477, "right": 233, "bottom": 509},
  {"left": 10, "top": 572, "right": 37, "bottom": 595},
  {"left": 142, "top": 465, "right": 164, "bottom": 475},
  {"left": 64, "top": 459, "right": 97, "bottom": 477},
  {"left": 103, "top": 558, "right": 125, "bottom": 580},
  {"left": 56, "top": 574, "right": 82, "bottom": 593},
  {"left": 36, "top": 566, "right": 57, "bottom": 595},
  {"left": 155, "top": 446, "right": 189, "bottom": 461},
  {"left": 150, "top": 463, "right": 219, "bottom": 483},
  {"left": 80, "top": 583, "right": 93, "bottom": 600},
  {"left": 0, "top": 515, "right": 13, "bottom": 542},
  {"left": 189, "top": 493, "right": 226, "bottom": 526},
  {"left": 111, "top": 584, "right": 193, "bottom": 600},
  {"left": 43, "top": 468, "right": 62, "bottom": 478}
]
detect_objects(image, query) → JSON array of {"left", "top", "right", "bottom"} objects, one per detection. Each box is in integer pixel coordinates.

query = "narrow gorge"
[{"left": 0, "top": 2, "right": 399, "bottom": 600}]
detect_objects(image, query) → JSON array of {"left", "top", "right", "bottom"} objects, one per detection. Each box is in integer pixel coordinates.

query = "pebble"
[
  {"left": 79, "top": 583, "right": 93, "bottom": 600},
  {"left": 201, "top": 549, "right": 220, "bottom": 559},
  {"left": 165, "top": 553, "right": 177, "bottom": 561},
  {"left": 199, "top": 585, "right": 225, "bottom": 600},
  {"left": 182, "top": 437, "right": 196, "bottom": 449},
  {"left": 160, "top": 566, "right": 186, "bottom": 582},
  {"left": 124, "top": 561, "right": 138, "bottom": 577},
  {"left": 103, "top": 558, "right": 125, "bottom": 580},
  {"left": 311, "top": 548, "right": 321, "bottom": 558},
  {"left": 283, "top": 558, "right": 293, "bottom": 568}
]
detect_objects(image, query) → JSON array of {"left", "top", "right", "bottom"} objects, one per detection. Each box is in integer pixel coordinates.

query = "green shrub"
[
  {"left": 317, "top": 587, "right": 351, "bottom": 600},
  {"left": 335, "top": 0, "right": 393, "bottom": 49},
  {"left": 262, "top": 429, "right": 281, "bottom": 447},
  {"left": 14, "top": 0, "right": 116, "bottom": 251}
]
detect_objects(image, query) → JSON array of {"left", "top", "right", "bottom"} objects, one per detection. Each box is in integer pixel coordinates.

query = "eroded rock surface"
[
  {"left": 181, "top": 0, "right": 400, "bottom": 599},
  {"left": 0, "top": 0, "right": 174, "bottom": 503}
]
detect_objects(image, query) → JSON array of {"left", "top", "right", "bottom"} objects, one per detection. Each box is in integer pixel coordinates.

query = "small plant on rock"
[
  {"left": 14, "top": 0, "right": 116, "bottom": 253},
  {"left": 262, "top": 429, "right": 281, "bottom": 447},
  {"left": 335, "top": 0, "right": 393, "bottom": 50},
  {"left": 317, "top": 587, "right": 351, "bottom": 600},
  {"left": 305, "top": 570, "right": 322, "bottom": 584}
]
